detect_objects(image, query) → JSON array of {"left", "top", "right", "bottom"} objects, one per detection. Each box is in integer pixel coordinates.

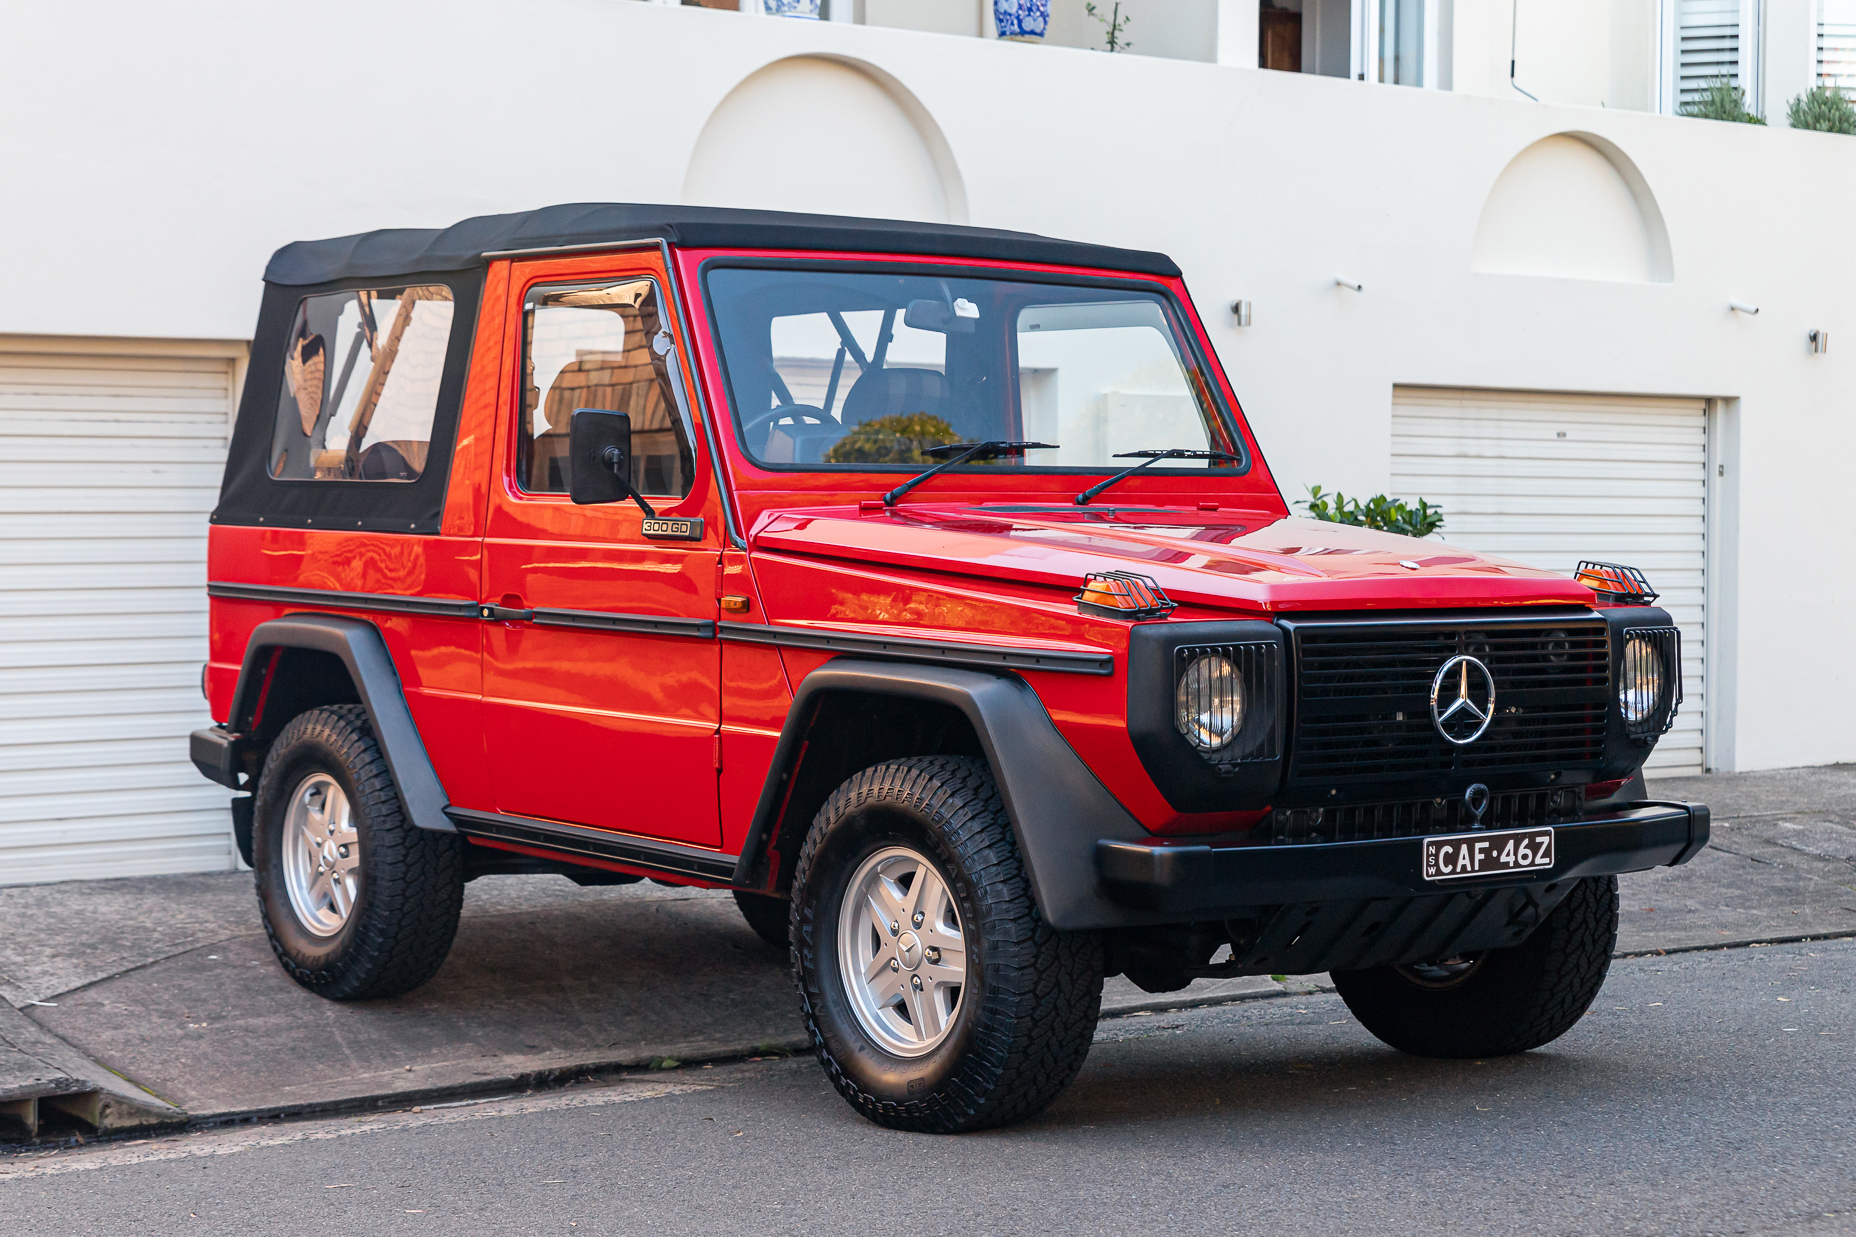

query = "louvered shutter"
[
  {"left": 1822, "top": 0, "right": 1856, "bottom": 96},
  {"left": 1677, "top": 0, "right": 1743, "bottom": 109}
]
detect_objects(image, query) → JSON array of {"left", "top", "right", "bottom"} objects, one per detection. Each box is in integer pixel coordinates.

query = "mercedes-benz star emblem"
[{"left": 1430, "top": 654, "right": 1497, "bottom": 745}]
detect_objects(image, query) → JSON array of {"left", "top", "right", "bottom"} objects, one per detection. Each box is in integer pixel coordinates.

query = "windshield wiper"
[
  {"left": 1074, "top": 448, "right": 1243, "bottom": 506},
  {"left": 884, "top": 441, "right": 1059, "bottom": 506}
]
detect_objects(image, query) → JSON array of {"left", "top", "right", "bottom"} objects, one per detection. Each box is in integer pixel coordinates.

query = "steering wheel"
[{"left": 742, "top": 404, "right": 830, "bottom": 443}]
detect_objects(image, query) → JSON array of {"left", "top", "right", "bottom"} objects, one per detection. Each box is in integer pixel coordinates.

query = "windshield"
[{"left": 705, "top": 266, "right": 1242, "bottom": 473}]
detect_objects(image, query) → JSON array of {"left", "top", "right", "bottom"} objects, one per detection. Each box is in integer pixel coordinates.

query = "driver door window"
[{"left": 520, "top": 279, "right": 696, "bottom": 496}]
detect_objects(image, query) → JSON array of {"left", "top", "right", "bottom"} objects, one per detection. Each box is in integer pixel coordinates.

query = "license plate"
[{"left": 1422, "top": 826, "right": 1555, "bottom": 882}]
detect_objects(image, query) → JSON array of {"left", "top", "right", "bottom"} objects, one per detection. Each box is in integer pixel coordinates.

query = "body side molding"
[
  {"left": 208, "top": 581, "right": 480, "bottom": 620},
  {"left": 213, "top": 615, "right": 455, "bottom": 833},
  {"left": 719, "top": 622, "right": 1113, "bottom": 676},
  {"left": 734, "top": 659, "right": 1158, "bottom": 931}
]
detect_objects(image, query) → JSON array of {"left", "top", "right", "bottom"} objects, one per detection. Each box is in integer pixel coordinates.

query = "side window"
[
  {"left": 269, "top": 285, "right": 454, "bottom": 481},
  {"left": 519, "top": 278, "right": 696, "bottom": 497}
]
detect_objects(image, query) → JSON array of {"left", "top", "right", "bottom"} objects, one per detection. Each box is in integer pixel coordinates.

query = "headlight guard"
[{"left": 1128, "top": 621, "right": 1286, "bottom": 813}]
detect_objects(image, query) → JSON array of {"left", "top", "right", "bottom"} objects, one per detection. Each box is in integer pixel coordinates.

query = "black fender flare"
[
  {"left": 733, "top": 659, "right": 1163, "bottom": 931},
  {"left": 202, "top": 615, "right": 454, "bottom": 833}
]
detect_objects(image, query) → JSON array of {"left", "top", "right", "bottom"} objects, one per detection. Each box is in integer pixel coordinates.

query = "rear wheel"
[
  {"left": 791, "top": 756, "right": 1103, "bottom": 1133},
  {"left": 253, "top": 705, "right": 465, "bottom": 1000},
  {"left": 1332, "top": 875, "right": 1618, "bottom": 1058}
]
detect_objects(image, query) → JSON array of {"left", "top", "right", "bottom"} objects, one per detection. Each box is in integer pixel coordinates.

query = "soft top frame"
[{"left": 262, "top": 202, "right": 1182, "bottom": 287}]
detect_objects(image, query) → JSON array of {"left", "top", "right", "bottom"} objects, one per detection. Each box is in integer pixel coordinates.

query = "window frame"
[
  {"left": 513, "top": 273, "right": 699, "bottom": 501},
  {"left": 697, "top": 256, "right": 1252, "bottom": 480}
]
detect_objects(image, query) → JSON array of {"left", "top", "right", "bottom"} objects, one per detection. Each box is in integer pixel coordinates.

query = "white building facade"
[{"left": 0, "top": 0, "right": 1850, "bottom": 882}]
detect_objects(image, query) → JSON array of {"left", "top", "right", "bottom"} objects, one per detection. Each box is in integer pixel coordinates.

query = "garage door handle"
[{"left": 478, "top": 605, "right": 533, "bottom": 623}]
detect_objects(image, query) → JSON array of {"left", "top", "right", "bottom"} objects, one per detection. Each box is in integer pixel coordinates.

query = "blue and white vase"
[
  {"left": 994, "top": 0, "right": 1049, "bottom": 40},
  {"left": 764, "top": 0, "right": 821, "bottom": 17}
]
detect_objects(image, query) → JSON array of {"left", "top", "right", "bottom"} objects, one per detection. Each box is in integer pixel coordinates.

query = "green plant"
[
  {"left": 1298, "top": 485, "right": 1444, "bottom": 539},
  {"left": 1787, "top": 84, "right": 1856, "bottom": 134},
  {"left": 1679, "top": 78, "right": 1766, "bottom": 125},
  {"left": 821, "top": 412, "right": 958, "bottom": 464},
  {"left": 1084, "top": 0, "right": 1132, "bottom": 52}
]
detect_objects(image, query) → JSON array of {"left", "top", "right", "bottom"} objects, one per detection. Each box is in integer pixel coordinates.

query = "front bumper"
[{"left": 1097, "top": 800, "right": 1709, "bottom": 916}]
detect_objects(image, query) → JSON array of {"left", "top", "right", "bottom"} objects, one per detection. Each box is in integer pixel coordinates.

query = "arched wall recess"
[
  {"left": 683, "top": 55, "right": 967, "bottom": 225},
  {"left": 1471, "top": 132, "right": 1673, "bottom": 284}
]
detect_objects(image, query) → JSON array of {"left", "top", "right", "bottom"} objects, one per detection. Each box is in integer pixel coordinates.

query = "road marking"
[{"left": 0, "top": 1082, "right": 709, "bottom": 1181}]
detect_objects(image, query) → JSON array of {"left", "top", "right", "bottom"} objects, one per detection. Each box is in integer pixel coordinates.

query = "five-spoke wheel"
[
  {"left": 281, "top": 772, "right": 362, "bottom": 937},
  {"left": 838, "top": 846, "right": 968, "bottom": 1056}
]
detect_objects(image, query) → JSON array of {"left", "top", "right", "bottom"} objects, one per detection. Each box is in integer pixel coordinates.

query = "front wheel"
[
  {"left": 791, "top": 756, "right": 1103, "bottom": 1133},
  {"left": 1332, "top": 875, "right": 1619, "bottom": 1058}
]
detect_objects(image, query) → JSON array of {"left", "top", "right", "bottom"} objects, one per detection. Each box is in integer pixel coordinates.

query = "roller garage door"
[
  {"left": 0, "top": 341, "right": 242, "bottom": 884},
  {"left": 1392, "top": 387, "right": 1707, "bottom": 775}
]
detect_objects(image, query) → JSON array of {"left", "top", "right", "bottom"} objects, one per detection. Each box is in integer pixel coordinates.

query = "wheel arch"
[
  {"left": 202, "top": 615, "right": 454, "bottom": 834},
  {"left": 734, "top": 659, "right": 1152, "bottom": 930}
]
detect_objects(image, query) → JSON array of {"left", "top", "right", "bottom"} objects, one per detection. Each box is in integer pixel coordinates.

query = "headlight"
[
  {"left": 1619, "top": 635, "right": 1667, "bottom": 726},
  {"left": 1176, "top": 654, "right": 1244, "bottom": 752}
]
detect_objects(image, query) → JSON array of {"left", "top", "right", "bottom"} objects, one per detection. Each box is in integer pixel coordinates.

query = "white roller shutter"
[
  {"left": 1392, "top": 387, "right": 1707, "bottom": 775},
  {"left": 0, "top": 342, "right": 242, "bottom": 884}
]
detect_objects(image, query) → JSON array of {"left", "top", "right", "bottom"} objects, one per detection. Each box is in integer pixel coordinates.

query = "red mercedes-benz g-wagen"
[{"left": 193, "top": 204, "right": 1706, "bottom": 1132}]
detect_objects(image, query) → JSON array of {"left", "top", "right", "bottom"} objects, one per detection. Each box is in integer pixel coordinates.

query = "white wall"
[
  {"left": 1451, "top": 0, "right": 1660, "bottom": 109},
  {"left": 2, "top": 0, "right": 1853, "bottom": 771}
]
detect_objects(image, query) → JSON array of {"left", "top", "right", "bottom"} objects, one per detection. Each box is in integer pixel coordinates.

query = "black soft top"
[{"left": 263, "top": 202, "right": 1182, "bottom": 286}]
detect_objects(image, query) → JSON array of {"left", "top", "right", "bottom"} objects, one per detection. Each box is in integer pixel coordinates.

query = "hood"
[{"left": 748, "top": 505, "right": 1594, "bottom": 613}]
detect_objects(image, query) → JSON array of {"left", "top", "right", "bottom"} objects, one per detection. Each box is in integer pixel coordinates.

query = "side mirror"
[{"left": 568, "top": 408, "right": 656, "bottom": 516}]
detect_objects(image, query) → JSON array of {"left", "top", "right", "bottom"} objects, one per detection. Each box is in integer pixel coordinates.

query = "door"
[
  {"left": 0, "top": 340, "right": 242, "bottom": 883},
  {"left": 1391, "top": 386, "right": 1707, "bottom": 775},
  {"left": 481, "top": 254, "right": 723, "bottom": 847}
]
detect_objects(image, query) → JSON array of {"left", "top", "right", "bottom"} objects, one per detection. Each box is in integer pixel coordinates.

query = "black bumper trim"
[
  {"left": 1097, "top": 800, "right": 1710, "bottom": 915},
  {"left": 190, "top": 726, "right": 247, "bottom": 790}
]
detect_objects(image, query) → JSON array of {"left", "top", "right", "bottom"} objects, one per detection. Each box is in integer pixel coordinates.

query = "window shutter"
[
  {"left": 1822, "top": 0, "right": 1856, "bottom": 97},
  {"left": 1677, "top": 0, "right": 1741, "bottom": 109}
]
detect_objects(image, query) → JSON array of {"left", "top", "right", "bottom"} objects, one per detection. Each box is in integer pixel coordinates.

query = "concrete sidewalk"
[{"left": 0, "top": 766, "right": 1849, "bottom": 1135}]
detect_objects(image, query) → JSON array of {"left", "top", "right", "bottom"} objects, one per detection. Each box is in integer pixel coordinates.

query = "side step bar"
[{"left": 445, "top": 809, "right": 739, "bottom": 884}]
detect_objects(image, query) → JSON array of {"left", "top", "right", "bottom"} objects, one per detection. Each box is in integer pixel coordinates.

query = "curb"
[{"left": 1615, "top": 929, "right": 1856, "bottom": 958}]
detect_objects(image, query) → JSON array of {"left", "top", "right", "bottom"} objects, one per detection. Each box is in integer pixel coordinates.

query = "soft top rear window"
[
  {"left": 270, "top": 285, "right": 455, "bottom": 483},
  {"left": 212, "top": 269, "right": 481, "bottom": 535}
]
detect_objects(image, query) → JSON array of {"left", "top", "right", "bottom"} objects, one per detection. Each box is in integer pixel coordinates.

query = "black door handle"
[{"left": 478, "top": 605, "right": 533, "bottom": 622}]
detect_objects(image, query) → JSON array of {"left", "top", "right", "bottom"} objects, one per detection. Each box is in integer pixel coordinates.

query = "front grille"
[
  {"left": 1266, "top": 787, "right": 1584, "bottom": 846},
  {"left": 1286, "top": 616, "right": 1610, "bottom": 786}
]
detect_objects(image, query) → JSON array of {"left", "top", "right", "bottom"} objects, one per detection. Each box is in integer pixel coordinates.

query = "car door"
[{"left": 480, "top": 252, "right": 723, "bottom": 848}]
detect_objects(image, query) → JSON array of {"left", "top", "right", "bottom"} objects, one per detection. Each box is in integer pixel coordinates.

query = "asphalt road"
[{"left": 3, "top": 939, "right": 1850, "bottom": 1237}]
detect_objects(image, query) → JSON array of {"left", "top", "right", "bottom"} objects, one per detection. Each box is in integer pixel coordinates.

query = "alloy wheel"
[
  {"left": 281, "top": 772, "right": 361, "bottom": 937},
  {"left": 836, "top": 845, "right": 969, "bottom": 1057}
]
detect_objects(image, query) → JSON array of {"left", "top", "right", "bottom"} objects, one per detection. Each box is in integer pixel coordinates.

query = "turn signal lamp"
[
  {"left": 1075, "top": 571, "right": 1177, "bottom": 620},
  {"left": 1575, "top": 560, "right": 1659, "bottom": 605}
]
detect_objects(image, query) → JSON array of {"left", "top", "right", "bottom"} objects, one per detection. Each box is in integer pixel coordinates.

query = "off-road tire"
[
  {"left": 733, "top": 890, "right": 791, "bottom": 951},
  {"left": 1332, "top": 875, "right": 1619, "bottom": 1058},
  {"left": 791, "top": 756, "right": 1103, "bottom": 1133},
  {"left": 254, "top": 705, "right": 465, "bottom": 1000}
]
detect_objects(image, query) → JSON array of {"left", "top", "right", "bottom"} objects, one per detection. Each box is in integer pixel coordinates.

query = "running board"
[{"left": 445, "top": 809, "right": 739, "bottom": 884}]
